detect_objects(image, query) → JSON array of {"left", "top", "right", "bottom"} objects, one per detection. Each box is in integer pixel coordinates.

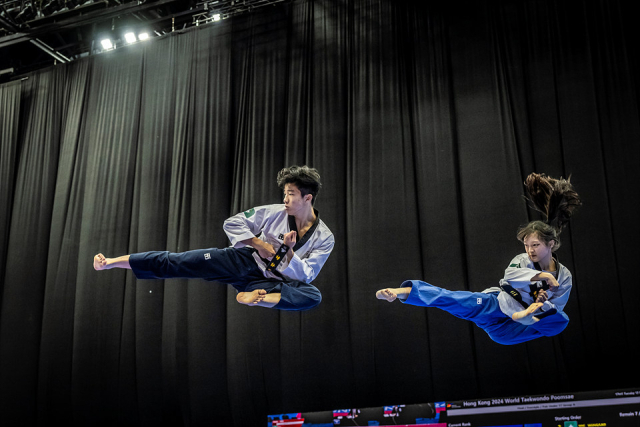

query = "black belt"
[
  {"left": 265, "top": 243, "right": 290, "bottom": 273},
  {"left": 501, "top": 281, "right": 556, "bottom": 318},
  {"left": 500, "top": 283, "right": 529, "bottom": 309},
  {"left": 501, "top": 279, "right": 550, "bottom": 308}
]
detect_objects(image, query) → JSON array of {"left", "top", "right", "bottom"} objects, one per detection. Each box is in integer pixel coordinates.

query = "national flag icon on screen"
[
  {"left": 383, "top": 406, "right": 395, "bottom": 415},
  {"left": 435, "top": 402, "right": 446, "bottom": 413},
  {"left": 333, "top": 409, "right": 350, "bottom": 417},
  {"left": 268, "top": 413, "right": 303, "bottom": 427}
]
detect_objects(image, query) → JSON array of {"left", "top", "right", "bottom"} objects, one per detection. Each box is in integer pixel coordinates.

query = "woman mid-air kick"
[{"left": 376, "top": 173, "right": 581, "bottom": 345}]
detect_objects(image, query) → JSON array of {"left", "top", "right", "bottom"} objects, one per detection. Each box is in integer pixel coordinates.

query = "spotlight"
[
  {"left": 124, "top": 32, "right": 136, "bottom": 44},
  {"left": 212, "top": 13, "right": 221, "bottom": 21},
  {"left": 138, "top": 32, "right": 149, "bottom": 41},
  {"left": 100, "top": 38, "right": 113, "bottom": 50}
]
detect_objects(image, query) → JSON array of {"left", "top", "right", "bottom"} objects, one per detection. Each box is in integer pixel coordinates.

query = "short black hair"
[{"left": 277, "top": 165, "right": 322, "bottom": 205}]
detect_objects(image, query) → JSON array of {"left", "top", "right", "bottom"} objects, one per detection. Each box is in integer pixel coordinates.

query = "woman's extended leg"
[
  {"left": 378, "top": 281, "right": 499, "bottom": 319},
  {"left": 377, "top": 280, "right": 507, "bottom": 328}
]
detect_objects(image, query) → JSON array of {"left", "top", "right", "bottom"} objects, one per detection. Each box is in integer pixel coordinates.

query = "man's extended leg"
[
  {"left": 94, "top": 253, "right": 131, "bottom": 270},
  {"left": 99, "top": 248, "right": 249, "bottom": 281},
  {"left": 94, "top": 248, "right": 320, "bottom": 310}
]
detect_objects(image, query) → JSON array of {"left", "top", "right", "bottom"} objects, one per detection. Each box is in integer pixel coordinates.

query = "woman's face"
[{"left": 523, "top": 233, "right": 554, "bottom": 265}]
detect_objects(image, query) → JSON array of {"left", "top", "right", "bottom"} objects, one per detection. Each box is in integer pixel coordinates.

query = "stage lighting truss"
[
  {"left": 0, "top": 0, "right": 294, "bottom": 76},
  {"left": 192, "top": 11, "right": 223, "bottom": 26},
  {"left": 0, "top": 0, "right": 109, "bottom": 26},
  {"left": 194, "top": 0, "right": 289, "bottom": 23}
]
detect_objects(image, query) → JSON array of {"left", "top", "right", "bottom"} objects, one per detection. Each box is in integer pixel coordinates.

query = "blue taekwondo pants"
[
  {"left": 129, "top": 247, "right": 321, "bottom": 311},
  {"left": 401, "top": 280, "right": 570, "bottom": 345}
]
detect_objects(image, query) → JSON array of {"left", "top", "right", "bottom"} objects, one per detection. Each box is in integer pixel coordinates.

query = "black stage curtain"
[
  {"left": 1, "top": 0, "right": 639, "bottom": 425},
  {"left": 0, "top": 80, "right": 22, "bottom": 309}
]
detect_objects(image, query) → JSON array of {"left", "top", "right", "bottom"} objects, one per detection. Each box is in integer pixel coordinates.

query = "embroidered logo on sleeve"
[
  {"left": 509, "top": 263, "right": 520, "bottom": 268},
  {"left": 477, "top": 298, "right": 482, "bottom": 304},
  {"left": 204, "top": 253, "right": 211, "bottom": 260},
  {"left": 243, "top": 208, "right": 255, "bottom": 218}
]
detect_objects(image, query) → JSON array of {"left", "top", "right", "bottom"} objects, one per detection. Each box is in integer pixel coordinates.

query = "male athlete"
[{"left": 94, "top": 165, "right": 334, "bottom": 310}]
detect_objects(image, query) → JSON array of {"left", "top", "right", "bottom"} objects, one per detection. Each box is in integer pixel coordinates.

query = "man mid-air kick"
[{"left": 94, "top": 165, "right": 334, "bottom": 311}]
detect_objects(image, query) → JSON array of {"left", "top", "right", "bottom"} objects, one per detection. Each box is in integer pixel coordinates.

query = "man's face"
[
  {"left": 523, "top": 233, "right": 554, "bottom": 265},
  {"left": 283, "top": 183, "right": 311, "bottom": 215}
]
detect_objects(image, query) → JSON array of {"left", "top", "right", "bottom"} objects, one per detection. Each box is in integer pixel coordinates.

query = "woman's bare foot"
[
  {"left": 236, "top": 289, "right": 268, "bottom": 305},
  {"left": 512, "top": 302, "right": 543, "bottom": 321},
  {"left": 377, "top": 287, "right": 412, "bottom": 302},
  {"left": 376, "top": 288, "right": 398, "bottom": 302},
  {"left": 94, "top": 253, "right": 109, "bottom": 270}
]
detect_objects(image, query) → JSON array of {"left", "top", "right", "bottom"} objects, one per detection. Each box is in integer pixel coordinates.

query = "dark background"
[{"left": 1, "top": 0, "right": 639, "bottom": 425}]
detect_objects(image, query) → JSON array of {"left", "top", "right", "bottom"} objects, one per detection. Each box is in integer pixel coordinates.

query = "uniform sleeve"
[
  {"left": 542, "top": 271, "right": 572, "bottom": 312},
  {"left": 502, "top": 255, "right": 540, "bottom": 290},
  {"left": 223, "top": 205, "right": 273, "bottom": 247},
  {"left": 277, "top": 234, "right": 335, "bottom": 283}
]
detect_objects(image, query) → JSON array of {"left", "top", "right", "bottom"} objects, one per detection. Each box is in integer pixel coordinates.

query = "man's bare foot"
[
  {"left": 236, "top": 289, "right": 268, "bottom": 305},
  {"left": 376, "top": 288, "right": 398, "bottom": 302},
  {"left": 93, "top": 254, "right": 130, "bottom": 270},
  {"left": 94, "top": 253, "right": 109, "bottom": 271}
]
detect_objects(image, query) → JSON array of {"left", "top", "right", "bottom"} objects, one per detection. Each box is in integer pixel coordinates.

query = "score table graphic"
[{"left": 268, "top": 388, "right": 640, "bottom": 427}]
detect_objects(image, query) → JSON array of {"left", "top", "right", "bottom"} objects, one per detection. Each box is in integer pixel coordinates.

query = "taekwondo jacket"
[
  {"left": 223, "top": 204, "right": 334, "bottom": 283},
  {"left": 484, "top": 253, "right": 573, "bottom": 325}
]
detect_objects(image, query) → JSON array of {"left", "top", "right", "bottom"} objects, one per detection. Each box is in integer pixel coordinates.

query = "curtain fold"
[
  {"left": 1, "top": 0, "right": 639, "bottom": 425},
  {"left": 37, "top": 58, "right": 93, "bottom": 424},
  {"left": 0, "top": 79, "right": 22, "bottom": 307},
  {"left": 0, "top": 66, "right": 67, "bottom": 424}
]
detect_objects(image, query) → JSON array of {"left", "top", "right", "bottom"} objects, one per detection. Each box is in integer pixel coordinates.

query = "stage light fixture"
[
  {"left": 124, "top": 32, "right": 136, "bottom": 44},
  {"left": 212, "top": 13, "right": 221, "bottom": 21},
  {"left": 100, "top": 38, "right": 113, "bottom": 50},
  {"left": 138, "top": 32, "right": 149, "bottom": 41}
]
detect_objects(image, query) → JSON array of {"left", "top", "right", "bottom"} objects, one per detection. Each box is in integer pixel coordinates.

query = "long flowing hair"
[{"left": 516, "top": 173, "right": 582, "bottom": 251}]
